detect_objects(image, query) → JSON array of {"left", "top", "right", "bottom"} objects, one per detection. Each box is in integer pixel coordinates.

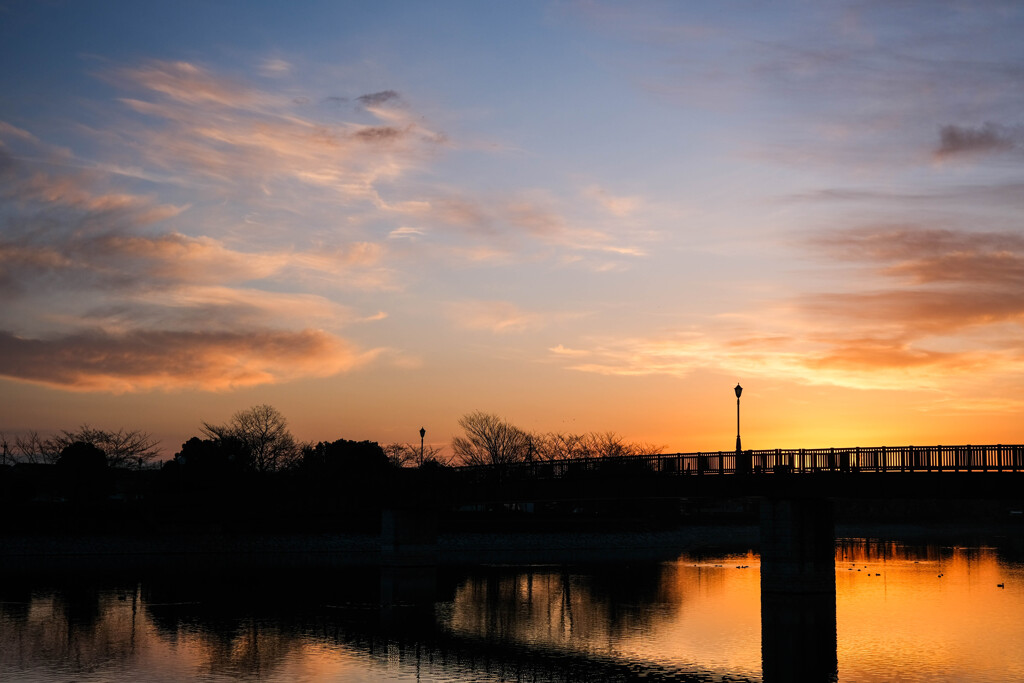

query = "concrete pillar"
[
  {"left": 759, "top": 497, "right": 835, "bottom": 594},
  {"left": 380, "top": 509, "right": 438, "bottom": 614},
  {"left": 759, "top": 497, "right": 837, "bottom": 682},
  {"left": 761, "top": 591, "right": 837, "bottom": 683}
]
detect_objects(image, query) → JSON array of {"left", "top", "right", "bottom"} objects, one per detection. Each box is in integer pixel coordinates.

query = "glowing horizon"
[{"left": 1, "top": 2, "right": 1021, "bottom": 458}]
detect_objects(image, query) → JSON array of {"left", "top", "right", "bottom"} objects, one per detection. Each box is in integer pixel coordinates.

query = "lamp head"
[
  {"left": 734, "top": 383, "right": 743, "bottom": 399},
  {"left": 419, "top": 427, "right": 426, "bottom": 439}
]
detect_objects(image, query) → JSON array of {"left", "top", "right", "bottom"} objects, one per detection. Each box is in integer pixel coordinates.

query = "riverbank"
[
  {"left": 0, "top": 524, "right": 758, "bottom": 572},
  {"left": 3, "top": 520, "right": 1022, "bottom": 573}
]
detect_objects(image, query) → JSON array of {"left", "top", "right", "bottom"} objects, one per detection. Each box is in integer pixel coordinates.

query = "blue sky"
[{"left": 1, "top": 1, "right": 1022, "bottom": 454}]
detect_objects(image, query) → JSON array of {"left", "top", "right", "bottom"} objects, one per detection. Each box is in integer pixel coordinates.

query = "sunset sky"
[{"left": 1, "top": 1, "right": 1022, "bottom": 458}]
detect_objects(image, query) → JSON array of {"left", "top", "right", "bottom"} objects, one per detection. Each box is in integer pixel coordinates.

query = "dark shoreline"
[{"left": 3, "top": 521, "right": 1022, "bottom": 572}]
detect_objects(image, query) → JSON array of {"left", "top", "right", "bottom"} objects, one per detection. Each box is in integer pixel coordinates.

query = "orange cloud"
[
  {"left": 0, "top": 329, "right": 377, "bottom": 392},
  {"left": 556, "top": 226, "right": 1024, "bottom": 395},
  {"left": 804, "top": 227, "right": 1024, "bottom": 334},
  {"left": 0, "top": 121, "right": 393, "bottom": 392}
]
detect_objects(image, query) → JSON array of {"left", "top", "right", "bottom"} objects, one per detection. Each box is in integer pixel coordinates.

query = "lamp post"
[
  {"left": 419, "top": 427, "right": 426, "bottom": 467},
  {"left": 734, "top": 383, "right": 743, "bottom": 455}
]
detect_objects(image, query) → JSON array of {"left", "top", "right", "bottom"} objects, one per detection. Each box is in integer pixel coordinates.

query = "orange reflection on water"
[
  {"left": 445, "top": 551, "right": 763, "bottom": 678},
  {"left": 835, "top": 540, "right": 1024, "bottom": 682},
  {"left": 0, "top": 585, "right": 368, "bottom": 682}
]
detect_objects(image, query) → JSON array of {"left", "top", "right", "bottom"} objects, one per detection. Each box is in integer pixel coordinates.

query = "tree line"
[
  {"left": 0, "top": 406, "right": 666, "bottom": 533},
  {"left": 452, "top": 410, "right": 663, "bottom": 466},
  {"left": 1, "top": 406, "right": 661, "bottom": 472}
]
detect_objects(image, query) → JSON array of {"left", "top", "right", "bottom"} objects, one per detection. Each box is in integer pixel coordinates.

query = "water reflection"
[
  {"left": 761, "top": 591, "right": 837, "bottom": 682},
  {"left": 446, "top": 563, "right": 666, "bottom": 648},
  {"left": 2, "top": 540, "right": 1024, "bottom": 681}
]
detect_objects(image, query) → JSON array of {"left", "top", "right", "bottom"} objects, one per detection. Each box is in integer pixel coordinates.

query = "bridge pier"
[
  {"left": 759, "top": 496, "right": 837, "bottom": 681},
  {"left": 380, "top": 509, "right": 438, "bottom": 614},
  {"left": 759, "top": 497, "right": 835, "bottom": 594},
  {"left": 761, "top": 590, "right": 837, "bottom": 682}
]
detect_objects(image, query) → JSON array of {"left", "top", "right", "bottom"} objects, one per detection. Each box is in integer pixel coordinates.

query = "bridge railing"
[{"left": 454, "top": 444, "right": 1024, "bottom": 481}]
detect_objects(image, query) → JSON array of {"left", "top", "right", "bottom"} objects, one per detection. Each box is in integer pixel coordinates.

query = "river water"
[{"left": 2, "top": 535, "right": 1024, "bottom": 682}]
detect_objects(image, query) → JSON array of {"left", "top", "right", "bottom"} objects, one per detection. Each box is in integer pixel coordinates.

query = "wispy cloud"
[
  {"left": 260, "top": 57, "right": 293, "bottom": 78},
  {"left": 386, "top": 189, "right": 645, "bottom": 259},
  {"left": 99, "top": 61, "right": 639, "bottom": 263},
  {"left": 447, "top": 301, "right": 546, "bottom": 334},
  {"left": 105, "top": 61, "right": 444, "bottom": 202},
  {"left": 0, "top": 115, "right": 387, "bottom": 391},
  {"left": 934, "top": 123, "right": 1019, "bottom": 160},
  {"left": 356, "top": 90, "right": 401, "bottom": 107},
  {"left": 388, "top": 226, "right": 425, "bottom": 239},
  {"left": 556, "top": 225, "right": 1024, "bottom": 395},
  {"left": 2, "top": 54, "right": 650, "bottom": 395},
  {"left": 582, "top": 185, "right": 641, "bottom": 217},
  {"left": 0, "top": 329, "right": 375, "bottom": 392},
  {"left": 810, "top": 225, "right": 1024, "bottom": 289}
]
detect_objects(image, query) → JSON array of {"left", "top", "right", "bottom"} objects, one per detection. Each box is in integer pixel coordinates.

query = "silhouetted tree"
[
  {"left": 10, "top": 426, "right": 160, "bottom": 468},
  {"left": 173, "top": 436, "right": 246, "bottom": 476},
  {"left": 201, "top": 405, "right": 298, "bottom": 473},
  {"left": 532, "top": 431, "right": 664, "bottom": 460},
  {"left": 302, "top": 439, "right": 387, "bottom": 476},
  {"left": 11, "top": 430, "right": 62, "bottom": 464},
  {"left": 56, "top": 441, "right": 109, "bottom": 504},
  {"left": 56, "top": 441, "right": 107, "bottom": 470},
  {"left": 298, "top": 439, "right": 389, "bottom": 523},
  {"left": 583, "top": 431, "right": 633, "bottom": 459},
  {"left": 383, "top": 442, "right": 448, "bottom": 467},
  {"left": 533, "top": 432, "right": 590, "bottom": 461},
  {"left": 452, "top": 411, "right": 531, "bottom": 466}
]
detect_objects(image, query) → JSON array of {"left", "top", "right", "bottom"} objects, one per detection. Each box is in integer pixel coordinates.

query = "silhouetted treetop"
[
  {"left": 201, "top": 404, "right": 298, "bottom": 473},
  {"left": 302, "top": 439, "right": 387, "bottom": 475},
  {"left": 452, "top": 411, "right": 532, "bottom": 466},
  {"left": 56, "top": 441, "right": 107, "bottom": 471},
  {"left": 172, "top": 436, "right": 247, "bottom": 474},
  {"left": 452, "top": 412, "right": 664, "bottom": 466},
  {"left": 6, "top": 426, "right": 160, "bottom": 468},
  {"left": 383, "top": 442, "right": 448, "bottom": 468}
]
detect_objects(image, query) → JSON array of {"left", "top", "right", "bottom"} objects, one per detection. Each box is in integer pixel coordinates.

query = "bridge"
[
  {"left": 454, "top": 442, "right": 1024, "bottom": 480},
  {"left": 428, "top": 443, "right": 1024, "bottom": 510},
  {"left": 381, "top": 442, "right": 1021, "bottom": 680},
  {"left": 388, "top": 443, "right": 1024, "bottom": 595}
]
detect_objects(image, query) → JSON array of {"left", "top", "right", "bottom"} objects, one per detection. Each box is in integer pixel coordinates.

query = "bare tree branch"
[
  {"left": 202, "top": 404, "right": 298, "bottom": 473},
  {"left": 452, "top": 411, "right": 531, "bottom": 466}
]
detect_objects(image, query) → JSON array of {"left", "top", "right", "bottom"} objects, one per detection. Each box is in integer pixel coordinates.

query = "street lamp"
[
  {"left": 734, "top": 383, "right": 743, "bottom": 454},
  {"left": 419, "top": 427, "right": 426, "bottom": 467}
]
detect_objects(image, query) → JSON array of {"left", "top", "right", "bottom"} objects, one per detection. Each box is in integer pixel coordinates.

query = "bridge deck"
[
  {"left": 459, "top": 443, "right": 1024, "bottom": 478},
  {"left": 437, "top": 444, "right": 1024, "bottom": 504}
]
